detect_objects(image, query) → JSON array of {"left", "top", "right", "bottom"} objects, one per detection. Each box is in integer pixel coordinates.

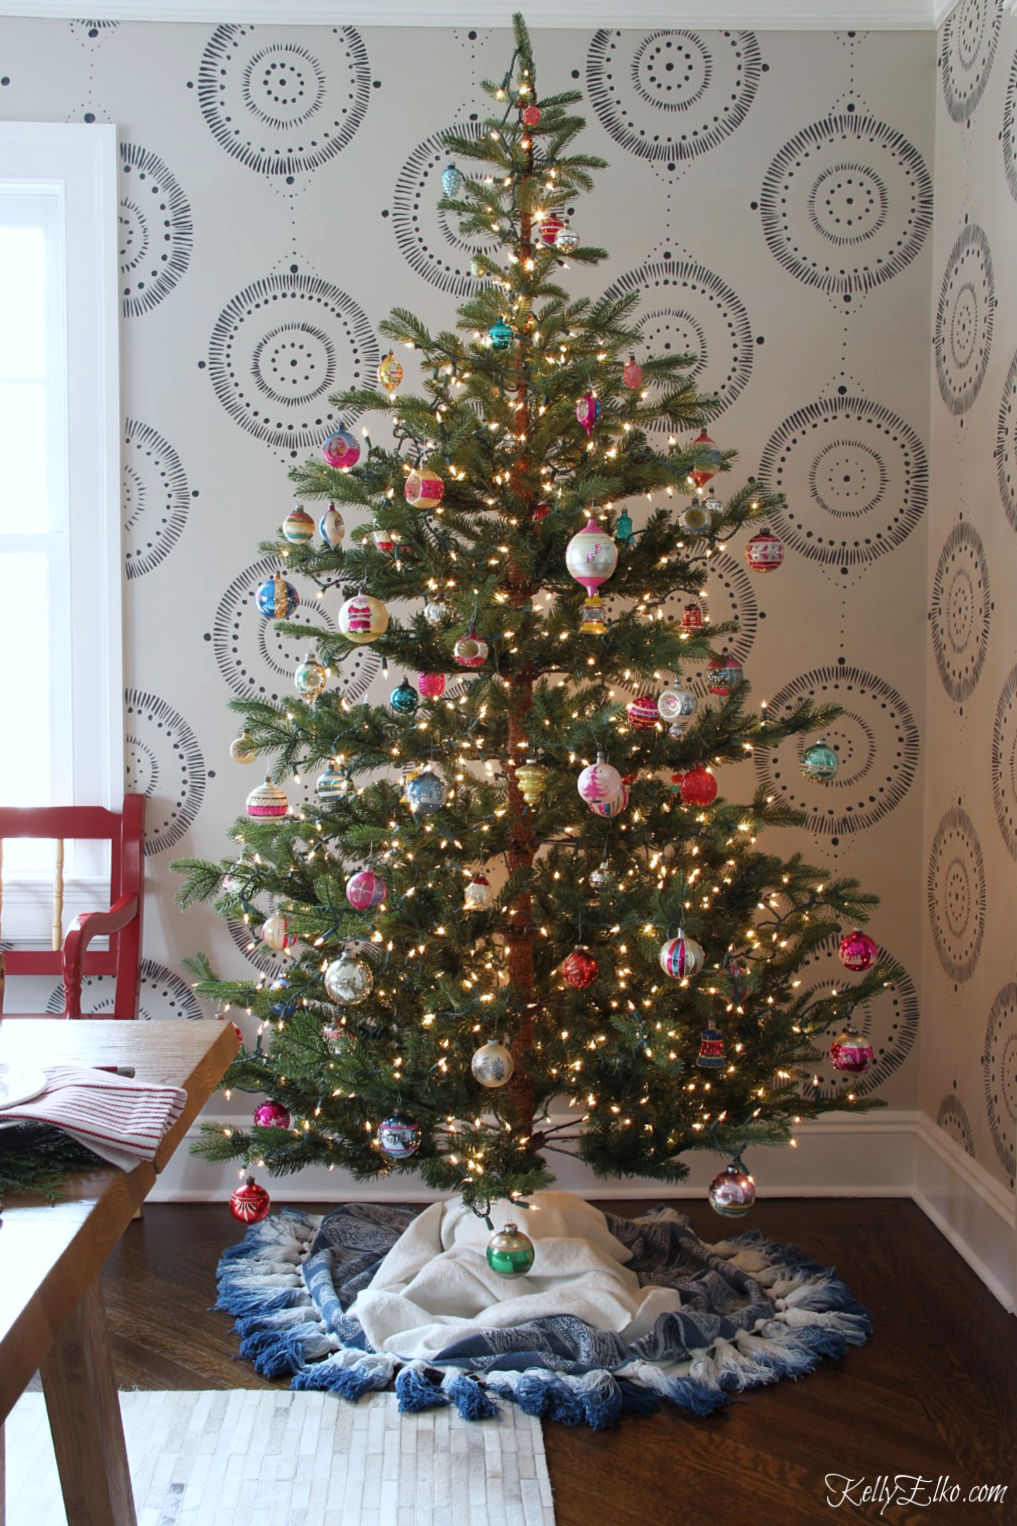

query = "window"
[{"left": 0, "top": 124, "right": 121, "bottom": 898}]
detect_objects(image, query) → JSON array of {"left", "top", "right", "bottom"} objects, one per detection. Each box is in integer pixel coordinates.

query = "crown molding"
[{"left": 0, "top": 1, "right": 958, "bottom": 30}]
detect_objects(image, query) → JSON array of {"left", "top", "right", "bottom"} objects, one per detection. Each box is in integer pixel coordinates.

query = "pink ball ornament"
[
  {"left": 539, "top": 213, "right": 564, "bottom": 246},
  {"left": 417, "top": 672, "right": 446, "bottom": 699},
  {"left": 565, "top": 517, "right": 618, "bottom": 597},
  {"left": 745, "top": 528, "right": 785, "bottom": 573},
  {"left": 246, "top": 777, "right": 288, "bottom": 819},
  {"left": 404, "top": 467, "right": 445, "bottom": 508},
  {"left": 321, "top": 427, "right": 360, "bottom": 469},
  {"left": 522, "top": 104, "right": 541, "bottom": 126},
  {"left": 577, "top": 755, "right": 623, "bottom": 806},
  {"left": 253, "top": 1100, "right": 291, "bottom": 1130},
  {"left": 346, "top": 869, "right": 387, "bottom": 910},
  {"left": 453, "top": 632, "right": 489, "bottom": 668},
  {"left": 576, "top": 392, "right": 602, "bottom": 437},
  {"left": 659, "top": 934, "right": 706, "bottom": 980},
  {"left": 626, "top": 695, "right": 660, "bottom": 730},
  {"left": 622, "top": 355, "right": 644, "bottom": 390},
  {"left": 829, "top": 1026, "right": 875, "bottom": 1074},
  {"left": 838, "top": 929, "right": 878, "bottom": 972}
]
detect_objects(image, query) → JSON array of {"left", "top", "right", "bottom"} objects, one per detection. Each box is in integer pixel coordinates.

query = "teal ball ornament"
[
  {"left": 441, "top": 163, "right": 462, "bottom": 197},
  {"left": 390, "top": 677, "right": 419, "bottom": 715},
  {"left": 801, "top": 740, "right": 839, "bottom": 781},
  {"left": 316, "top": 766, "right": 349, "bottom": 801},
  {"left": 489, "top": 321, "right": 513, "bottom": 351},
  {"left": 486, "top": 1222, "right": 535, "bottom": 1277}
]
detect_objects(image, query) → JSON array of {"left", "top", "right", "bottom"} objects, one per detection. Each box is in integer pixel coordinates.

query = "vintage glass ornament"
[
  {"left": 319, "top": 504, "right": 345, "bottom": 547},
  {"left": 230, "top": 729, "right": 258, "bottom": 764},
  {"left": 830, "top": 1024, "right": 875, "bottom": 1074},
  {"left": 221, "top": 858, "right": 251, "bottom": 896},
  {"left": 471, "top": 1038, "right": 514, "bottom": 1088},
  {"left": 668, "top": 720, "right": 688, "bottom": 740},
  {"left": 404, "top": 466, "right": 444, "bottom": 508},
  {"left": 346, "top": 869, "right": 387, "bottom": 911},
  {"left": 708, "top": 656, "right": 743, "bottom": 695},
  {"left": 321, "top": 426, "right": 360, "bottom": 469},
  {"left": 579, "top": 596, "right": 608, "bottom": 635},
  {"left": 389, "top": 677, "right": 419, "bottom": 715},
  {"left": 324, "top": 952, "right": 374, "bottom": 1005},
  {"left": 555, "top": 224, "right": 579, "bottom": 254},
  {"left": 464, "top": 873, "right": 494, "bottom": 911},
  {"left": 681, "top": 601, "right": 705, "bottom": 632},
  {"left": 338, "top": 593, "right": 389, "bottom": 644},
  {"left": 487, "top": 1222, "right": 535, "bottom": 1277},
  {"left": 677, "top": 765, "right": 718, "bottom": 807},
  {"left": 561, "top": 945, "right": 598, "bottom": 989},
  {"left": 532, "top": 502, "right": 551, "bottom": 524},
  {"left": 260, "top": 912, "right": 296, "bottom": 951},
  {"left": 378, "top": 1111, "right": 422, "bottom": 1159},
  {"left": 417, "top": 672, "right": 446, "bottom": 699},
  {"left": 708, "top": 1164, "right": 756, "bottom": 1218},
  {"left": 745, "top": 527, "right": 785, "bottom": 573},
  {"left": 577, "top": 754, "right": 623, "bottom": 807},
  {"left": 589, "top": 860, "right": 613, "bottom": 892},
  {"left": 838, "top": 929, "right": 878, "bottom": 972},
  {"left": 689, "top": 428, "right": 722, "bottom": 489},
  {"left": 230, "top": 1176, "right": 271, "bottom": 1224},
  {"left": 253, "top": 1099, "right": 290, "bottom": 1130},
  {"left": 576, "top": 392, "right": 602, "bottom": 436},
  {"left": 626, "top": 694, "right": 659, "bottom": 730},
  {"left": 516, "top": 762, "right": 549, "bottom": 804},
  {"left": 423, "top": 598, "right": 451, "bottom": 626},
  {"left": 399, "top": 763, "right": 424, "bottom": 802},
  {"left": 614, "top": 507, "right": 634, "bottom": 545},
  {"left": 488, "top": 320, "right": 513, "bottom": 350},
  {"left": 679, "top": 500, "right": 711, "bottom": 536},
  {"left": 268, "top": 977, "right": 297, "bottom": 1018},
  {"left": 801, "top": 740, "right": 839, "bottom": 781},
  {"left": 246, "top": 777, "right": 288, "bottom": 818},
  {"left": 589, "top": 784, "right": 628, "bottom": 818},
  {"left": 316, "top": 765, "right": 349, "bottom": 800},
  {"left": 521, "top": 103, "right": 541, "bottom": 126},
  {"left": 453, "top": 631, "right": 489, "bottom": 668},
  {"left": 441, "top": 163, "right": 462, "bottom": 197},
  {"left": 406, "top": 768, "right": 447, "bottom": 816},
  {"left": 657, "top": 687, "right": 697, "bottom": 721},
  {"left": 377, "top": 350, "right": 404, "bottom": 395},
  {"left": 622, "top": 355, "right": 644, "bottom": 390},
  {"left": 256, "top": 573, "right": 298, "bottom": 619},
  {"left": 659, "top": 933, "right": 705, "bottom": 979},
  {"left": 373, "top": 527, "right": 395, "bottom": 554},
  {"left": 697, "top": 1027, "right": 726, "bottom": 1069},
  {"left": 538, "top": 213, "right": 563, "bottom": 246},
  {"left": 282, "top": 504, "right": 315, "bottom": 544},
  {"left": 566, "top": 517, "right": 618, "bottom": 597},
  {"left": 294, "top": 653, "right": 328, "bottom": 700}
]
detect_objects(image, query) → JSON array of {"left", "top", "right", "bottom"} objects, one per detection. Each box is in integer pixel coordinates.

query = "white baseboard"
[{"left": 913, "top": 1116, "right": 1016, "bottom": 1313}]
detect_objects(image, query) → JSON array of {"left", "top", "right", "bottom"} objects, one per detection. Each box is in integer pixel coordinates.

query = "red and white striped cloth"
[{"left": 0, "top": 1065, "right": 188, "bottom": 1171}]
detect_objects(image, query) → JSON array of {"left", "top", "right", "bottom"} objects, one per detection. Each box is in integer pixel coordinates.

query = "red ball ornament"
[
  {"left": 681, "top": 602, "right": 705, "bottom": 632},
  {"left": 708, "top": 656, "right": 743, "bottom": 696},
  {"left": 229, "top": 1176, "right": 271, "bottom": 1225},
  {"left": 829, "top": 1026, "right": 875, "bottom": 1074},
  {"left": 622, "top": 355, "right": 643, "bottom": 390},
  {"left": 539, "top": 213, "right": 564, "bottom": 246},
  {"left": 677, "top": 765, "right": 718, "bottom": 806},
  {"left": 533, "top": 502, "right": 550, "bottom": 523},
  {"left": 626, "top": 695, "right": 659, "bottom": 730},
  {"left": 838, "top": 929, "right": 878, "bottom": 972},
  {"left": 453, "top": 632, "right": 489, "bottom": 668},
  {"left": 745, "top": 528, "right": 785, "bottom": 573},
  {"left": 253, "top": 1100, "right": 291, "bottom": 1130},
  {"left": 689, "top": 428, "right": 721, "bottom": 490},
  {"left": 522, "top": 104, "right": 541, "bottom": 126},
  {"left": 561, "top": 945, "right": 598, "bottom": 989}
]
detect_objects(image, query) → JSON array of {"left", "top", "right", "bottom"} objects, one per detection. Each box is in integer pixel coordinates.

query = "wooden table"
[{"left": 0, "top": 1019, "right": 238, "bottom": 1526}]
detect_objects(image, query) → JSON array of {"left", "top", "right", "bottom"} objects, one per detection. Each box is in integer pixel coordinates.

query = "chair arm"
[{"left": 62, "top": 894, "right": 140, "bottom": 1018}]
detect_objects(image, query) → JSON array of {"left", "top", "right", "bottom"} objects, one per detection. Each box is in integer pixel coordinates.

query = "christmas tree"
[{"left": 174, "top": 14, "right": 889, "bottom": 1224}]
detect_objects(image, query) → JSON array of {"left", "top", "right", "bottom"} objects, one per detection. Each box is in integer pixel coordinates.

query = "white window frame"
[{"left": 0, "top": 123, "right": 122, "bottom": 938}]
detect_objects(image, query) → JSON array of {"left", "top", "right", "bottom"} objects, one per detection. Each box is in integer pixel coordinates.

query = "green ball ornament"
[
  {"left": 801, "top": 740, "right": 839, "bottom": 781},
  {"left": 486, "top": 1222, "right": 535, "bottom": 1278},
  {"left": 389, "top": 677, "right": 419, "bottom": 715}
]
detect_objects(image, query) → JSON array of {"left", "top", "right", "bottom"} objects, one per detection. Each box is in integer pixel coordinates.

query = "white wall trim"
[
  {"left": 913, "top": 1115, "right": 1016, "bottom": 1313},
  {"left": 0, "top": 1, "right": 953, "bottom": 30}
]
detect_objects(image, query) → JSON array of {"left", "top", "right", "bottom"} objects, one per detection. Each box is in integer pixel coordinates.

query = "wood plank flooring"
[{"left": 98, "top": 1198, "right": 1017, "bottom": 1526}]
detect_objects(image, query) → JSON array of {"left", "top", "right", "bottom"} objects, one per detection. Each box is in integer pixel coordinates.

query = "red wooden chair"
[{"left": 0, "top": 796, "right": 145, "bottom": 1019}]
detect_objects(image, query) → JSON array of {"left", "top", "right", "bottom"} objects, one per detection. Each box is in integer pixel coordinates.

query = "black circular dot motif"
[
  {"left": 118, "top": 142, "right": 192, "bottom": 318},
  {"left": 122, "top": 419, "right": 190, "bottom": 581},
  {"left": 586, "top": 29, "right": 761, "bottom": 163},
  {"left": 754, "top": 664, "right": 919, "bottom": 837},
  {"left": 936, "top": 1094, "right": 976, "bottom": 1156},
  {"left": 124, "top": 688, "right": 205, "bottom": 854},
  {"left": 798, "top": 934, "right": 918, "bottom": 1101},
  {"left": 46, "top": 959, "right": 204, "bottom": 1021},
  {"left": 603, "top": 258, "right": 753, "bottom": 416},
  {"left": 928, "top": 522, "right": 990, "bottom": 703},
  {"left": 758, "top": 395, "right": 927, "bottom": 568},
  {"left": 933, "top": 223, "right": 994, "bottom": 416},
  {"left": 940, "top": 0, "right": 1000, "bottom": 123},
  {"left": 983, "top": 984, "right": 1017, "bottom": 1180},
  {"left": 198, "top": 24, "right": 370, "bottom": 177},
  {"left": 927, "top": 805, "right": 985, "bottom": 983},
  {"left": 391, "top": 123, "right": 498, "bottom": 296},
  {"left": 993, "top": 348, "right": 1017, "bottom": 531},
  {"left": 759, "top": 114, "right": 933, "bottom": 297},
  {"left": 208, "top": 273, "right": 378, "bottom": 448},
  {"left": 990, "top": 663, "right": 1017, "bottom": 860}
]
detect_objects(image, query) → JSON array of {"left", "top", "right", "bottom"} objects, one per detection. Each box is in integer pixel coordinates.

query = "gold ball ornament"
[
  {"left": 378, "top": 350, "right": 404, "bottom": 396},
  {"left": 230, "top": 729, "right": 259, "bottom": 764}
]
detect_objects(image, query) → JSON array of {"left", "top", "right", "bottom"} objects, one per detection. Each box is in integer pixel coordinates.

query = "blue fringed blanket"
[{"left": 216, "top": 1193, "right": 871, "bottom": 1429}]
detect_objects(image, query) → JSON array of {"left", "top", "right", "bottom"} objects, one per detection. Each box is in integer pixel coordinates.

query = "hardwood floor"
[{"left": 99, "top": 1198, "right": 1017, "bottom": 1526}]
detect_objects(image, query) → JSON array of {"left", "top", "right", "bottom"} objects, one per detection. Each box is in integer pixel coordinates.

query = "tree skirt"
[{"left": 217, "top": 1192, "right": 871, "bottom": 1430}]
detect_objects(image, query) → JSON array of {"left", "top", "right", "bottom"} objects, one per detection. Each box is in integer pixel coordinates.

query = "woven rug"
[
  {"left": 4, "top": 1389, "right": 554, "bottom": 1526},
  {"left": 216, "top": 1196, "right": 872, "bottom": 1430}
]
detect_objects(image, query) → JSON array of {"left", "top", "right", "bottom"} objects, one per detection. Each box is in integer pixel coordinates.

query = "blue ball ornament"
[
  {"left": 441, "top": 164, "right": 462, "bottom": 197},
  {"left": 389, "top": 678, "right": 419, "bottom": 716},
  {"left": 405, "top": 769, "right": 447, "bottom": 817},
  {"left": 256, "top": 574, "right": 299, "bottom": 619},
  {"left": 316, "top": 766, "right": 349, "bottom": 800}
]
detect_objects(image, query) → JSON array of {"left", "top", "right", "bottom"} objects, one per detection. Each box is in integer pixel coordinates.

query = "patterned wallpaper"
[
  {"left": 0, "top": 19, "right": 940, "bottom": 1163},
  {"left": 924, "top": 0, "right": 1017, "bottom": 1192}
]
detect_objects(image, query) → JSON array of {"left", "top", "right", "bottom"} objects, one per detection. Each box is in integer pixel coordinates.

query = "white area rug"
[{"left": 5, "top": 1389, "right": 555, "bottom": 1526}]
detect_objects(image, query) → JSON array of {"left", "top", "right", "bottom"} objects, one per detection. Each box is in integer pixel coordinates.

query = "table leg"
[{"left": 40, "top": 1279, "right": 137, "bottom": 1526}]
